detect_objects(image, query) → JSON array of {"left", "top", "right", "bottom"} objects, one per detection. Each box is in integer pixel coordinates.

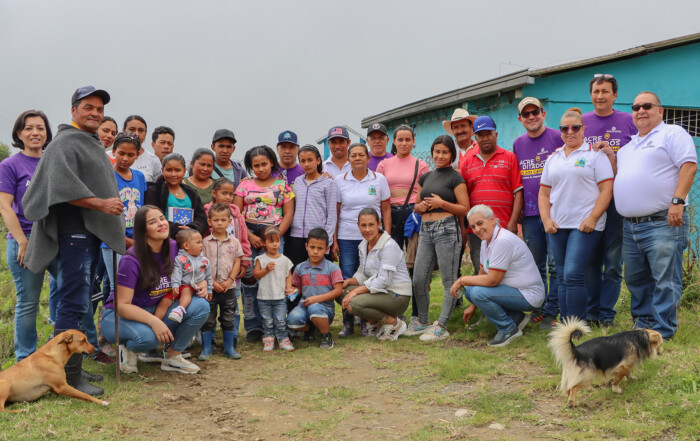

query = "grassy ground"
[{"left": 1, "top": 230, "right": 699, "bottom": 440}]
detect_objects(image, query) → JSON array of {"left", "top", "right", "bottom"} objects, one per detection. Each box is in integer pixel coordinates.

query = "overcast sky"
[{"left": 1, "top": 0, "right": 699, "bottom": 161}]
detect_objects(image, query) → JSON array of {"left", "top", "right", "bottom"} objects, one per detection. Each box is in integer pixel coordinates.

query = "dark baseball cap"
[
  {"left": 366, "top": 123, "right": 388, "bottom": 137},
  {"left": 71, "top": 86, "right": 110, "bottom": 106},
  {"left": 277, "top": 130, "right": 299, "bottom": 146},
  {"left": 327, "top": 126, "right": 350, "bottom": 140},
  {"left": 212, "top": 129, "right": 237, "bottom": 144}
]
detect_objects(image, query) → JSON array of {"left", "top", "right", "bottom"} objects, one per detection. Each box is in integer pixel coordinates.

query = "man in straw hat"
[{"left": 443, "top": 108, "right": 478, "bottom": 171}]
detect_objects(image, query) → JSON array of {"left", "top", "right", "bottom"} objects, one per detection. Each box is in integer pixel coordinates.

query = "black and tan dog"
[
  {"left": 549, "top": 318, "right": 663, "bottom": 406},
  {"left": 0, "top": 330, "right": 109, "bottom": 412}
]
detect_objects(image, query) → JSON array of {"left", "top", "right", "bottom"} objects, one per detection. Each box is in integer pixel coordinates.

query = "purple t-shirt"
[
  {"left": 104, "top": 239, "right": 178, "bottom": 309},
  {"left": 513, "top": 127, "right": 562, "bottom": 217},
  {"left": 0, "top": 152, "right": 41, "bottom": 239},
  {"left": 582, "top": 109, "right": 637, "bottom": 154},
  {"left": 281, "top": 164, "right": 304, "bottom": 187},
  {"left": 368, "top": 152, "right": 393, "bottom": 171}
]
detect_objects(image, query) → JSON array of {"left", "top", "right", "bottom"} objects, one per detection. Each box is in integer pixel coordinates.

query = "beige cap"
[
  {"left": 442, "top": 108, "right": 478, "bottom": 136},
  {"left": 518, "top": 97, "right": 543, "bottom": 114}
]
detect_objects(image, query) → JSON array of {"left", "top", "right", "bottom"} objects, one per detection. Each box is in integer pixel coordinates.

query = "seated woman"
[
  {"left": 341, "top": 208, "right": 411, "bottom": 341},
  {"left": 101, "top": 205, "right": 210, "bottom": 374},
  {"left": 450, "top": 205, "right": 545, "bottom": 347}
]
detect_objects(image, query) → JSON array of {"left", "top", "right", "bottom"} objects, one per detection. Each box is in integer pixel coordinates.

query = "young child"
[
  {"left": 200, "top": 203, "right": 244, "bottom": 360},
  {"left": 288, "top": 228, "right": 343, "bottom": 349},
  {"left": 253, "top": 226, "right": 294, "bottom": 351},
  {"left": 155, "top": 229, "right": 213, "bottom": 322}
]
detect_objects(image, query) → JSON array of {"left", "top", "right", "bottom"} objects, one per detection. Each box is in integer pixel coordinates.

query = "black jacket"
[{"left": 145, "top": 178, "right": 208, "bottom": 238}]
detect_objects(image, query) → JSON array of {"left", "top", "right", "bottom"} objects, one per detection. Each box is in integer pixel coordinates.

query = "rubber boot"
[
  {"left": 51, "top": 328, "right": 104, "bottom": 384},
  {"left": 360, "top": 319, "right": 370, "bottom": 337},
  {"left": 198, "top": 331, "right": 214, "bottom": 361},
  {"left": 65, "top": 353, "right": 104, "bottom": 396},
  {"left": 337, "top": 311, "right": 354, "bottom": 338},
  {"left": 81, "top": 369, "right": 103, "bottom": 382},
  {"left": 223, "top": 331, "right": 242, "bottom": 359}
]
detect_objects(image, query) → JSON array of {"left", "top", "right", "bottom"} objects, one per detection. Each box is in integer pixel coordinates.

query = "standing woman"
[
  {"left": 144, "top": 153, "right": 208, "bottom": 238},
  {"left": 539, "top": 108, "right": 613, "bottom": 322},
  {"left": 183, "top": 148, "right": 216, "bottom": 205},
  {"left": 376, "top": 124, "right": 429, "bottom": 249},
  {"left": 406, "top": 136, "right": 469, "bottom": 341},
  {"left": 288, "top": 145, "right": 337, "bottom": 265},
  {"left": 0, "top": 110, "right": 58, "bottom": 361},
  {"left": 332, "top": 143, "right": 391, "bottom": 337},
  {"left": 98, "top": 117, "right": 118, "bottom": 150}
]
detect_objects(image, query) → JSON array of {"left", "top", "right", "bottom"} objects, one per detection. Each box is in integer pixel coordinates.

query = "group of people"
[{"left": 1, "top": 76, "right": 695, "bottom": 398}]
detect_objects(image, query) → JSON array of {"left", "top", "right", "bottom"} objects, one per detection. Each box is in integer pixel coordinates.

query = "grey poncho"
[{"left": 22, "top": 124, "right": 126, "bottom": 273}]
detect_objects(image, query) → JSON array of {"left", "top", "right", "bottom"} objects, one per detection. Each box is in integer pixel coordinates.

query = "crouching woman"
[
  {"left": 341, "top": 208, "right": 411, "bottom": 341},
  {"left": 450, "top": 205, "right": 545, "bottom": 347},
  {"left": 101, "top": 205, "right": 209, "bottom": 374}
]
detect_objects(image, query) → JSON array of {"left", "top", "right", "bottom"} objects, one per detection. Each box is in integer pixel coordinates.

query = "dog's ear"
[{"left": 61, "top": 334, "right": 74, "bottom": 345}]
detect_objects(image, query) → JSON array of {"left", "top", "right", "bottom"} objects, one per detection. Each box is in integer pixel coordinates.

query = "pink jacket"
[{"left": 204, "top": 202, "right": 252, "bottom": 267}]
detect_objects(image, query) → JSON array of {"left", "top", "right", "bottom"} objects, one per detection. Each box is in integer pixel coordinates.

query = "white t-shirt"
[
  {"left": 480, "top": 226, "right": 545, "bottom": 308},
  {"left": 132, "top": 149, "right": 163, "bottom": 183},
  {"left": 540, "top": 143, "right": 614, "bottom": 231},
  {"left": 255, "top": 253, "right": 293, "bottom": 301},
  {"left": 614, "top": 122, "right": 697, "bottom": 218},
  {"left": 322, "top": 157, "right": 352, "bottom": 179},
  {"left": 335, "top": 169, "right": 391, "bottom": 240}
]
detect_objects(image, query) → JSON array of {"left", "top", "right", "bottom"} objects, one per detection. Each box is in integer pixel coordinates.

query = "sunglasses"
[
  {"left": 593, "top": 73, "right": 615, "bottom": 80},
  {"left": 559, "top": 125, "right": 583, "bottom": 134},
  {"left": 520, "top": 108, "right": 542, "bottom": 118},
  {"left": 631, "top": 102, "right": 661, "bottom": 112}
]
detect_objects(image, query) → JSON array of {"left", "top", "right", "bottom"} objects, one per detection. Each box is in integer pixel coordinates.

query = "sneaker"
[
  {"left": 262, "top": 337, "right": 275, "bottom": 351},
  {"left": 93, "top": 351, "right": 115, "bottom": 364},
  {"left": 515, "top": 312, "right": 530, "bottom": 332},
  {"left": 279, "top": 337, "right": 295, "bottom": 351},
  {"left": 119, "top": 345, "right": 138, "bottom": 374},
  {"left": 161, "top": 354, "right": 200, "bottom": 374},
  {"left": 419, "top": 322, "right": 450, "bottom": 341},
  {"left": 366, "top": 322, "right": 384, "bottom": 338},
  {"left": 319, "top": 333, "right": 334, "bottom": 349},
  {"left": 404, "top": 316, "right": 430, "bottom": 336},
  {"left": 539, "top": 314, "right": 558, "bottom": 330},
  {"left": 488, "top": 329, "right": 523, "bottom": 347},
  {"left": 167, "top": 306, "right": 186, "bottom": 323},
  {"left": 378, "top": 319, "right": 407, "bottom": 341},
  {"left": 529, "top": 310, "right": 544, "bottom": 324},
  {"left": 99, "top": 343, "right": 116, "bottom": 358},
  {"left": 138, "top": 348, "right": 163, "bottom": 363}
]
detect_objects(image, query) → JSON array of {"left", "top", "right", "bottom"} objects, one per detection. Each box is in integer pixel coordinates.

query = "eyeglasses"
[
  {"left": 593, "top": 73, "right": 615, "bottom": 80},
  {"left": 559, "top": 125, "right": 582, "bottom": 134},
  {"left": 631, "top": 102, "right": 661, "bottom": 112},
  {"left": 520, "top": 108, "right": 542, "bottom": 118}
]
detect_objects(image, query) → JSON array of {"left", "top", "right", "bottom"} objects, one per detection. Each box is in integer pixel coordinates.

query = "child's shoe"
[
  {"left": 319, "top": 333, "right": 334, "bottom": 349},
  {"left": 223, "top": 330, "right": 242, "bottom": 359},
  {"left": 262, "top": 336, "right": 275, "bottom": 352},
  {"left": 198, "top": 331, "right": 214, "bottom": 361},
  {"left": 279, "top": 337, "right": 295, "bottom": 351},
  {"left": 167, "top": 305, "right": 186, "bottom": 323}
]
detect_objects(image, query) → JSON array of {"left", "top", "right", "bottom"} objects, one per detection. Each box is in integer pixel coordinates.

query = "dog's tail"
[{"left": 548, "top": 317, "right": 591, "bottom": 367}]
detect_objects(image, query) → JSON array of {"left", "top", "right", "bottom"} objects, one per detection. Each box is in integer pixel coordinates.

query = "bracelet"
[{"left": 227, "top": 276, "right": 234, "bottom": 281}]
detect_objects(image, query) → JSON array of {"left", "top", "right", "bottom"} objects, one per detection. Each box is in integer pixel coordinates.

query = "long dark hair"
[
  {"left": 131, "top": 205, "right": 173, "bottom": 291},
  {"left": 390, "top": 124, "right": 415, "bottom": 155},
  {"left": 188, "top": 148, "right": 215, "bottom": 176},
  {"left": 244, "top": 145, "right": 282, "bottom": 177},
  {"left": 298, "top": 144, "right": 323, "bottom": 174}
]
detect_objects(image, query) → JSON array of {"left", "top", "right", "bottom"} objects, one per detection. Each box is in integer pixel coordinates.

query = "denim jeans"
[
  {"left": 521, "top": 216, "right": 559, "bottom": 317},
  {"left": 242, "top": 237, "right": 284, "bottom": 335},
  {"left": 467, "top": 233, "right": 482, "bottom": 276},
  {"left": 623, "top": 212, "right": 688, "bottom": 339},
  {"left": 101, "top": 247, "right": 123, "bottom": 294},
  {"left": 585, "top": 200, "right": 624, "bottom": 322},
  {"left": 337, "top": 239, "right": 362, "bottom": 279},
  {"left": 287, "top": 302, "right": 335, "bottom": 328},
  {"left": 8, "top": 235, "right": 59, "bottom": 361},
  {"left": 100, "top": 296, "right": 209, "bottom": 353},
  {"left": 464, "top": 284, "right": 536, "bottom": 334},
  {"left": 48, "top": 275, "right": 58, "bottom": 325},
  {"left": 412, "top": 216, "right": 462, "bottom": 327},
  {"left": 258, "top": 298, "right": 288, "bottom": 341},
  {"left": 548, "top": 228, "right": 602, "bottom": 320}
]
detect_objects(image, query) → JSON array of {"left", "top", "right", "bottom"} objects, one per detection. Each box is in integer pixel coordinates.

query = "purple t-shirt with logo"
[
  {"left": 368, "top": 152, "right": 393, "bottom": 171},
  {"left": 281, "top": 164, "right": 304, "bottom": 187},
  {"left": 513, "top": 127, "right": 562, "bottom": 217},
  {"left": 582, "top": 109, "right": 637, "bottom": 154},
  {"left": 0, "top": 152, "right": 41, "bottom": 239}
]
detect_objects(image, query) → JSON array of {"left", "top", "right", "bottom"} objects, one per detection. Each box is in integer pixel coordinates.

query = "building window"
[{"left": 663, "top": 108, "right": 700, "bottom": 137}]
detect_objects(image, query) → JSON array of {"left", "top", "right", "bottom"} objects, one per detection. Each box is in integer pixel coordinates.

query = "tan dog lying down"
[{"left": 0, "top": 330, "right": 109, "bottom": 412}]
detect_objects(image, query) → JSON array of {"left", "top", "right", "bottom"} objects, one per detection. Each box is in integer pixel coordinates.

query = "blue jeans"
[
  {"left": 548, "top": 228, "right": 602, "bottom": 320},
  {"left": 287, "top": 302, "right": 335, "bottom": 328},
  {"left": 464, "top": 285, "right": 536, "bottom": 335},
  {"left": 585, "top": 200, "right": 624, "bottom": 321},
  {"left": 100, "top": 296, "right": 209, "bottom": 353},
  {"left": 337, "top": 239, "right": 362, "bottom": 279},
  {"left": 8, "top": 236, "right": 59, "bottom": 361},
  {"left": 241, "top": 237, "right": 284, "bottom": 334},
  {"left": 521, "top": 216, "right": 559, "bottom": 317},
  {"left": 623, "top": 213, "right": 688, "bottom": 339},
  {"left": 54, "top": 233, "right": 101, "bottom": 330},
  {"left": 258, "top": 298, "right": 288, "bottom": 341},
  {"left": 101, "top": 247, "right": 123, "bottom": 294},
  {"left": 49, "top": 275, "right": 58, "bottom": 325}
]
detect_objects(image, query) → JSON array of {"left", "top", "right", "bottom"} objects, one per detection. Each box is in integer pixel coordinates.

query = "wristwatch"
[{"left": 671, "top": 197, "right": 685, "bottom": 205}]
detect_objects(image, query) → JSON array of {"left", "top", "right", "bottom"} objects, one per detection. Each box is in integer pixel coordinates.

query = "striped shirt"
[{"left": 290, "top": 175, "right": 338, "bottom": 246}]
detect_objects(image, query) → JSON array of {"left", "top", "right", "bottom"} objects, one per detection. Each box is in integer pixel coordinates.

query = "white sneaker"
[
  {"left": 366, "top": 323, "right": 384, "bottom": 338},
  {"left": 138, "top": 348, "right": 163, "bottom": 363},
  {"left": 378, "top": 319, "right": 407, "bottom": 341},
  {"left": 168, "top": 305, "right": 186, "bottom": 323},
  {"left": 161, "top": 354, "right": 200, "bottom": 374},
  {"left": 119, "top": 345, "right": 138, "bottom": 374},
  {"left": 403, "top": 316, "right": 430, "bottom": 336},
  {"left": 419, "top": 321, "right": 450, "bottom": 341}
]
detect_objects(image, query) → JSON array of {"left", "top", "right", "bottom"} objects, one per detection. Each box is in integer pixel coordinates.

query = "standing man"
[
  {"left": 22, "top": 86, "right": 125, "bottom": 396},
  {"left": 460, "top": 116, "right": 523, "bottom": 274},
  {"left": 583, "top": 74, "right": 637, "bottom": 327},
  {"left": 614, "top": 91, "right": 696, "bottom": 340},
  {"left": 513, "top": 97, "right": 561, "bottom": 329},
  {"left": 211, "top": 128, "right": 247, "bottom": 190},
  {"left": 277, "top": 130, "right": 304, "bottom": 186},
  {"left": 151, "top": 126, "right": 175, "bottom": 163},
  {"left": 443, "top": 108, "right": 478, "bottom": 171},
  {"left": 322, "top": 126, "right": 352, "bottom": 178},
  {"left": 366, "top": 123, "right": 392, "bottom": 171}
]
